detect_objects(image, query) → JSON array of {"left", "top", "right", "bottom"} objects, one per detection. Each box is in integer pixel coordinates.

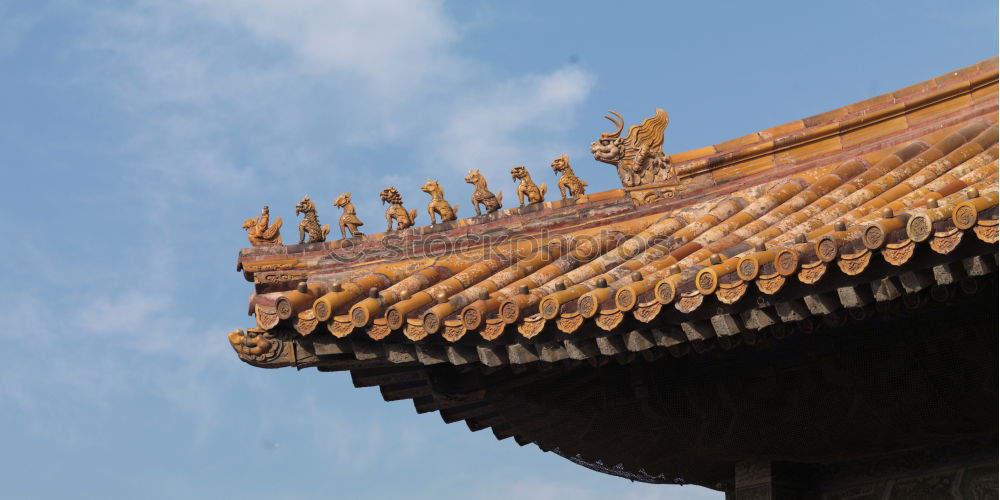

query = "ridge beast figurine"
[
  {"left": 421, "top": 179, "right": 459, "bottom": 224},
  {"left": 380, "top": 187, "right": 418, "bottom": 231},
  {"left": 550, "top": 154, "right": 587, "bottom": 199},
  {"left": 242, "top": 205, "right": 282, "bottom": 246},
  {"left": 591, "top": 109, "right": 683, "bottom": 204},
  {"left": 464, "top": 169, "right": 503, "bottom": 216},
  {"left": 333, "top": 192, "right": 364, "bottom": 239},
  {"left": 295, "top": 195, "right": 330, "bottom": 243},
  {"left": 511, "top": 165, "right": 546, "bottom": 207}
]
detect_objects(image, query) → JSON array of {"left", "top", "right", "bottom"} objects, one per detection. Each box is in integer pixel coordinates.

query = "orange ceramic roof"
[{"left": 232, "top": 58, "right": 999, "bottom": 369}]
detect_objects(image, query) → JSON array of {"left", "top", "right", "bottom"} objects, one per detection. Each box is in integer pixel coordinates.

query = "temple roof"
[{"left": 229, "top": 58, "right": 999, "bottom": 487}]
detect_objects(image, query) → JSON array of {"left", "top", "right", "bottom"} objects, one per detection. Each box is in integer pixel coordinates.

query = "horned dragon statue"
[{"left": 590, "top": 109, "right": 683, "bottom": 204}]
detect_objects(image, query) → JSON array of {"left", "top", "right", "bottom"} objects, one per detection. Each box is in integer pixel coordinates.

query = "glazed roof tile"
[{"left": 233, "top": 58, "right": 999, "bottom": 371}]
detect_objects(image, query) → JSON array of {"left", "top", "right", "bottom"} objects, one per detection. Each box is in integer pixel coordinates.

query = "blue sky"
[{"left": 0, "top": 1, "right": 995, "bottom": 498}]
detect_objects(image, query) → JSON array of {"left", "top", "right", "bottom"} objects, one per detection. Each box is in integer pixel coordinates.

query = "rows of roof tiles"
[
  {"left": 668, "top": 57, "right": 998, "bottom": 167},
  {"left": 245, "top": 117, "right": 998, "bottom": 351},
  {"left": 236, "top": 59, "right": 998, "bottom": 271}
]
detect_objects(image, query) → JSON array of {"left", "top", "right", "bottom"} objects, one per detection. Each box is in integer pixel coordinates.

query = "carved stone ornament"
[
  {"left": 421, "top": 179, "right": 459, "bottom": 224},
  {"left": 511, "top": 166, "right": 547, "bottom": 207},
  {"left": 241, "top": 258, "right": 301, "bottom": 273},
  {"left": 328, "top": 315, "right": 354, "bottom": 337},
  {"left": 442, "top": 321, "right": 466, "bottom": 343},
  {"left": 293, "top": 309, "right": 319, "bottom": 336},
  {"left": 556, "top": 313, "right": 585, "bottom": 333},
  {"left": 756, "top": 273, "right": 787, "bottom": 295},
  {"left": 464, "top": 169, "right": 503, "bottom": 216},
  {"left": 550, "top": 154, "right": 588, "bottom": 199},
  {"left": 716, "top": 280, "right": 749, "bottom": 304},
  {"left": 633, "top": 302, "right": 661, "bottom": 323},
  {"left": 675, "top": 291, "right": 704, "bottom": 313},
  {"left": 837, "top": 249, "right": 872, "bottom": 276},
  {"left": 243, "top": 205, "right": 283, "bottom": 246},
  {"left": 881, "top": 239, "right": 916, "bottom": 266},
  {"left": 227, "top": 328, "right": 316, "bottom": 369},
  {"left": 797, "top": 261, "right": 828, "bottom": 284},
  {"left": 254, "top": 303, "right": 280, "bottom": 330},
  {"left": 930, "top": 228, "right": 963, "bottom": 255},
  {"left": 366, "top": 320, "right": 392, "bottom": 341},
  {"left": 229, "top": 328, "right": 284, "bottom": 366},
  {"left": 517, "top": 316, "right": 546, "bottom": 338},
  {"left": 253, "top": 270, "right": 308, "bottom": 285},
  {"left": 595, "top": 310, "right": 624, "bottom": 331},
  {"left": 481, "top": 318, "right": 506, "bottom": 341},
  {"left": 295, "top": 195, "right": 331, "bottom": 243},
  {"left": 333, "top": 192, "right": 364, "bottom": 240},
  {"left": 974, "top": 219, "right": 998, "bottom": 243},
  {"left": 380, "top": 187, "right": 418, "bottom": 231},
  {"left": 591, "top": 109, "right": 684, "bottom": 205}
]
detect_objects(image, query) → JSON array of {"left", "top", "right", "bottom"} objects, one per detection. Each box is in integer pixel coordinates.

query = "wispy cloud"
[
  {"left": 434, "top": 65, "right": 595, "bottom": 179},
  {"left": 3, "top": 0, "right": 597, "bottom": 440},
  {"left": 81, "top": 0, "right": 595, "bottom": 203}
]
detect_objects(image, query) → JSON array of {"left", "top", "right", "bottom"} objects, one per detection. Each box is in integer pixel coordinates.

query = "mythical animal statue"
[
  {"left": 464, "top": 169, "right": 503, "bottom": 216},
  {"left": 333, "top": 192, "right": 364, "bottom": 240},
  {"left": 550, "top": 154, "right": 588, "bottom": 200},
  {"left": 511, "top": 166, "right": 546, "bottom": 207},
  {"left": 420, "top": 179, "right": 459, "bottom": 224},
  {"left": 590, "top": 109, "right": 679, "bottom": 189},
  {"left": 295, "top": 195, "right": 330, "bottom": 244},
  {"left": 228, "top": 328, "right": 318, "bottom": 369},
  {"left": 242, "top": 205, "right": 282, "bottom": 246},
  {"left": 380, "top": 187, "right": 418, "bottom": 231}
]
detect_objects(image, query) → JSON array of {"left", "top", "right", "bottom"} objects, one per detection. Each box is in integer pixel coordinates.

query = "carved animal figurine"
[
  {"left": 510, "top": 166, "right": 547, "bottom": 207},
  {"left": 421, "top": 179, "right": 459, "bottom": 224},
  {"left": 242, "top": 205, "right": 282, "bottom": 246},
  {"left": 295, "top": 195, "right": 330, "bottom": 244},
  {"left": 590, "top": 109, "right": 678, "bottom": 188},
  {"left": 380, "top": 187, "right": 417, "bottom": 231},
  {"left": 550, "top": 154, "right": 588, "bottom": 199},
  {"left": 464, "top": 169, "right": 503, "bottom": 216},
  {"left": 333, "top": 192, "right": 364, "bottom": 240}
]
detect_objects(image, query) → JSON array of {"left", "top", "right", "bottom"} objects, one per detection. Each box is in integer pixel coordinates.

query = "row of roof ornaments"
[
  {"left": 242, "top": 110, "right": 678, "bottom": 246},
  {"left": 232, "top": 118, "right": 1000, "bottom": 365},
  {"left": 243, "top": 160, "right": 587, "bottom": 246}
]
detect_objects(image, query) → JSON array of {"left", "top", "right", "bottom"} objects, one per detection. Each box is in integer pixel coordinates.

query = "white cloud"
[
  {"left": 75, "top": 291, "right": 163, "bottom": 337},
  {"left": 188, "top": 0, "right": 461, "bottom": 96},
  {"left": 434, "top": 65, "right": 596, "bottom": 179},
  {"left": 0, "top": 0, "right": 599, "bottom": 452},
  {"left": 82, "top": 0, "right": 594, "bottom": 197}
]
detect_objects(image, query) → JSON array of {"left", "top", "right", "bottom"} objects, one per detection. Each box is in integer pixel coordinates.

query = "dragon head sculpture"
[
  {"left": 550, "top": 154, "right": 570, "bottom": 174},
  {"left": 380, "top": 187, "right": 404, "bottom": 206},
  {"left": 510, "top": 166, "right": 530, "bottom": 181},
  {"left": 333, "top": 192, "right": 352, "bottom": 208},
  {"left": 464, "top": 169, "right": 485, "bottom": 186},
  {"left": 420, "top": 179, "right": 442, "bottom": 195},
  {"left": 295, "top": 195, "right": 316, "bottom": 216},
  {"left": 590, "top": 109, "right": 674, "bottom": 188}
]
